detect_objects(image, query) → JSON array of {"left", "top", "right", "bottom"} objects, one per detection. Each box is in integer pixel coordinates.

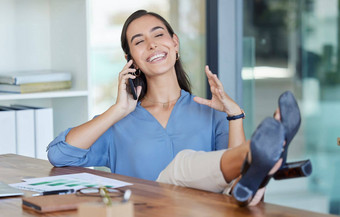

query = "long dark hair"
[{"left": 120, "top": 10, "right": 191, "bottom": 101}]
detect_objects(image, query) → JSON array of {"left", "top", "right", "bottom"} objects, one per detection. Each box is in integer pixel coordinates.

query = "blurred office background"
[{"left": 89, "top": 0, "right": 340, "bottom": 215}]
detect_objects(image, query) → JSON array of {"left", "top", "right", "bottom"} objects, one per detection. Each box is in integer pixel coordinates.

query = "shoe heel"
[
  {"left": 273, "top": 159, "right": 312, "bottom": 180},
  {"left": 232, "top": 117, "right": 284, "bottom": 206},
  {"left": 232, "top": 183, "right": 253, "bottom": 207}
]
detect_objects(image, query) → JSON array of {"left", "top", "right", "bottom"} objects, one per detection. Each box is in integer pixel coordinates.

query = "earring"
[
  {"left": 135, "top": 69, "right": 141, "bottom": 77},
  {"left": 176, "top": 52, "right": 180, "bottom": 60}
]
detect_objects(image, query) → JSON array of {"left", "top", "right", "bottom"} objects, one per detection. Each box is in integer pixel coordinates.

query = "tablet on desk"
[{"left": 0, "top": 181, "right": 24, "bottom": 197}]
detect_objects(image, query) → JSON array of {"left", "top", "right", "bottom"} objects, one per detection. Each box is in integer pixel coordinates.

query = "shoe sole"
[
  {"left": 279, "top": 91, "right": 301, "bottom": 166},
  {"left": 232, "top": 117, "right": 285, "bottom": 206}
]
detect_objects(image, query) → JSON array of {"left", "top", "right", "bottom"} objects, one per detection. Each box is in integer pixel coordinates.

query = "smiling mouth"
[{"left": 147, "top": 52, "right": 167, "bottom": 63}]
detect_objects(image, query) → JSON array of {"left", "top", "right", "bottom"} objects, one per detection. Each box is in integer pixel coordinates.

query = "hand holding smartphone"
[{"left": 127, "top": 54, "right": 138, "bottom": 100}]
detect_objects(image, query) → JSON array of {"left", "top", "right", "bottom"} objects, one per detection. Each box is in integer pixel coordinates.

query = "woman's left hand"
[{"left": 193, "top": 65, "right": 242, "bottom": 116}]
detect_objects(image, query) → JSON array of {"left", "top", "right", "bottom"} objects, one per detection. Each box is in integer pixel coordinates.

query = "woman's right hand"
[
  {"left": 65, "top": 60, "right": 141, "bottom": 149},
  {"left": 115, "top": 60, "right": 142, "bottom": 117}
]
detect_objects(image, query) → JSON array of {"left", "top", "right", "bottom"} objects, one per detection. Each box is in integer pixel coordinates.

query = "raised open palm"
[{"left": 193, "top": 66, "right": 241, "bottom": 116}]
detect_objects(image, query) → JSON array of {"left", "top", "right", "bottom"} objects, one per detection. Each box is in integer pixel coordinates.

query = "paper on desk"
[{"left": 10, "top": 173, "right": 132, "bottom": 193}]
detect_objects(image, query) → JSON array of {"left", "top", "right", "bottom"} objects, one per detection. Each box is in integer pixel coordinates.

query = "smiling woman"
[
  {"left": 89, "top": 1, "right": 207, "bottom": 117},
  {"left": 120, "top": 11, "right": 191, "bottom": 103},
  {"left": 48, "top": 9, "right": 245, "bottom": 179},
  {"left": 46, "top": 9, "right": 291, "bottom": 207}
]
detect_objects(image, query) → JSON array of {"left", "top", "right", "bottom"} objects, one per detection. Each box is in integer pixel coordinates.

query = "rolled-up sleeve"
[{"left": 47, "top": 127, "right": 113, "bottom": 168}]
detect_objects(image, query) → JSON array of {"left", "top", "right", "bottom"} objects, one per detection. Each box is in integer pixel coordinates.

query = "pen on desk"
[{"left": 32, "top": 189, "right": 75, "bottom": 196}]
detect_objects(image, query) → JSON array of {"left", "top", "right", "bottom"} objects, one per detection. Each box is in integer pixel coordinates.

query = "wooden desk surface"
[{"left": 0, "top": 154, "right": 336, "bottom": 217}]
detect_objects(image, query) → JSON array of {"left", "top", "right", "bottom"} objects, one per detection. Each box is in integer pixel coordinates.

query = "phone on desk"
[{"left": 126, "top": 54, "right": 138, "bottom": 100}]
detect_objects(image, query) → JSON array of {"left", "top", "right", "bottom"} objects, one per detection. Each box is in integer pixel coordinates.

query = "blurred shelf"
[{"left": 0, "top": 89, "right": 89, "bottom": 101}]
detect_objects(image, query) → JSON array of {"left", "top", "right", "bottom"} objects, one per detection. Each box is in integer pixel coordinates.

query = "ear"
[{"left": 172, "top": 34, "right": 179, "bottom": 52}]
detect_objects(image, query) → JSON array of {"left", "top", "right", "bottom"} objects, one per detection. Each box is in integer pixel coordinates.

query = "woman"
[
  {"left": 48, "top": 10, "right": 245, "bottom": 181},
  {"left": 47, "top": 10, "right": 298, "bottom": 206}
]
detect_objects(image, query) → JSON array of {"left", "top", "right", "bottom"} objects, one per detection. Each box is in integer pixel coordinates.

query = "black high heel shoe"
[
  {"left": 275, "top": 91, "right": 312, "bottom": 179},
  {"left": 242, "top": 91, "right": 313, "bottom": 190},
  {"left": 232, "top": 117, "right": 285, "bottom": 206}
]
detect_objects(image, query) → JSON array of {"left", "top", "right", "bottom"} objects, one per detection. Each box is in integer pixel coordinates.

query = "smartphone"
[{"left": 126, "top": 54, "right": 138, "bottom": 100}]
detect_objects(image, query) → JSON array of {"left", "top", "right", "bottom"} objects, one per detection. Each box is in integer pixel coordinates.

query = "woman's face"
[{"left": 126, "top": 15, "right": 179, "bottom": 77}]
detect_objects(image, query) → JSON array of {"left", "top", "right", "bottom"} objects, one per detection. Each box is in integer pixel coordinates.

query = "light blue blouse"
[{"left": 47, "top": 90, "right": 229, "bottom": 181}]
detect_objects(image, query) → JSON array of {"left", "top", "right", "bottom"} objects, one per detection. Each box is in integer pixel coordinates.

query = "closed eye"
[
  {"left": 155, "top": 33, "right": 163, "bottom": 37},
  {"left": 135, "top": 40, "right": 144, "bottom": 45}
]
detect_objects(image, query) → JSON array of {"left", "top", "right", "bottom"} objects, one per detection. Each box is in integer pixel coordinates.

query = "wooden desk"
[{"left": 0, "top": 154, "right": 335, "bottom": 217}]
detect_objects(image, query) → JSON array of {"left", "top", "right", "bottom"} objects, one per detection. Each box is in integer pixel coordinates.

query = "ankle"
[{"left": 220, "top": 142, "right": 250, "bottom": 182}]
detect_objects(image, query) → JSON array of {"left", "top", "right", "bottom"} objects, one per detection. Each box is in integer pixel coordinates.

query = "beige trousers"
[{"left": 157, "top": 149, "right": 234, "bottom": 194}]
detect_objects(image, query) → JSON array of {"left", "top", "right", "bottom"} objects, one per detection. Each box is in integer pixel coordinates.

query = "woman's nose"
[{"left": 147, "top": 39, "right": 157, "bottom": 50}]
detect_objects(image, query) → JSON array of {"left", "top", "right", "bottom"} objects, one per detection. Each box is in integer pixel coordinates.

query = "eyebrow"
[{"left": 130, "top": 26, "right": 165, "bottom": 43}]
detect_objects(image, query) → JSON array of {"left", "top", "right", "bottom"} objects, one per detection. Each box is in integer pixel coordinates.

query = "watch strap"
[{"left": 227, "top": 110, "right": 245, "bottom": 121}]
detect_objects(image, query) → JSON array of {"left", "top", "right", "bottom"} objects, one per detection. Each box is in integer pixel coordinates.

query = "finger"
[
  {"left": 119, "top": 68, "right": 136, "bottom": 79},
  {"left": 207, "top": 75, "right": 216, "bottom": 88},
  {"left": 217, "top": 88, "right": 225, "bottom": 101},
  {"left": 119, "top": 74, "right": 136, "bottom": 90},
  {"left": 211, "top": 86, "right": 222, "bottom": 97},
  {"left": 193, "top": 96, "right": 211, "bottom": 107},
  {"left": 123, "top": 59, "right": 134, "bottom": 70},
  {"left": 205, "top": 65, "right": 218, "bottom": 88},
  {"left": 205, "top": 65, "right": 216, "bottom": 78},
  {"left": 206, "top": 74, "right": 217, "bottom": 90},
  {"left": 210, "top": 86, "right": 217, "bottom": 95},
  {"left": 122, "top": 73, "right": 136, "bottom": 83},
  {"left": 119, "top": 60, "right": 134, "bottom": 80},
  {"left": 206, "top": 66, "right": 224, "bottom": 91},
  {"left": 136, "top": 86, "right": 142, "bottom": 98},
  {"left": 205, "top": 65, "right": 213, "bottom": 79},
  {"left": 119, "top": 68, "right": 136, "bottom": 77},
  {"left": 211, "top": 74, "right": 224, "bottom": 90},
  {"left": 205, "top": 65, "right": 212, "bottom": 75}
]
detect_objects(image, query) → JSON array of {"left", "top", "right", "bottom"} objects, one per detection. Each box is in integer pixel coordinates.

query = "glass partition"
[
  {"left": 300, "top": 0, "right": 340, "bottom": 214},
  {"left": 242, "top": 37, "right": 255, "bottom": 139},
  {"left": 243, "top": 0, "right": 340, "bottom": 214}
]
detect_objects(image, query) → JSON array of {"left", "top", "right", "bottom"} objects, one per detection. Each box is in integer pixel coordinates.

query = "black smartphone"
[{"left": 127, "top": 54, "right": 138, "bottom": 100}]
